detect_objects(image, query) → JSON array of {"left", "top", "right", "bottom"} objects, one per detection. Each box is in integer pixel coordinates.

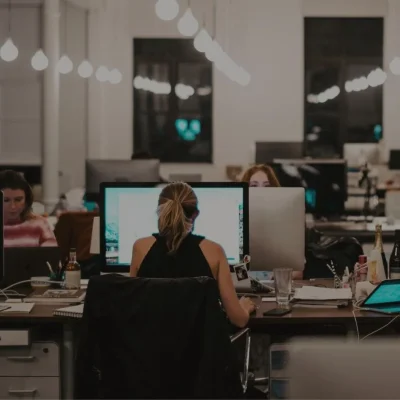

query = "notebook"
[
  {"left": 293, "top": 286, "right": 352, "bottom": 301},
  {"left": 0, "top": 302, "right": 35, "bottom": 313},
  {"left": 53, "top": 303, "right": 84, "bottom": 318},
  {"left": 25, "top": 289, "right": 86, "bottom": 304}
]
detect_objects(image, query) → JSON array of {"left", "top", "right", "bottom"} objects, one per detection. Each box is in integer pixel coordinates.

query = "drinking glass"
[{"left": 274, "top": 268, "right": 293, "bottom": 308}]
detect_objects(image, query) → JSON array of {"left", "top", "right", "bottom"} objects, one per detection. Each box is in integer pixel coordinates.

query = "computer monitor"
[
  {"left": 271, "top": 159, "right": 347, "bottom": 216},
  {"left": 389, "top": 150, "right": 400, "bottom": 170},
  {"left": 249, "top": 188, "right": 305, "bottom": 271},
  {"left": 255, "top": 142, "right": 303, "bottom": 164},
  {"left": 100, "top": 182, "right": 248, "bottom": 273},
  {"left": 85, "top": 159, "right": 161, "bottom": 201}
]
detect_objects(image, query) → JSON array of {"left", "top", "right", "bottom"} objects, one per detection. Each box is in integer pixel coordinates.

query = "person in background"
[
  {"left": 130, "top": 181, "right": 255, "bottom": 328},
  {"left": 0, "top": 170, "right": 57, "bottom": 247},
  {"left": 241, "top": 164, "right": 281, "bottom": 187}
]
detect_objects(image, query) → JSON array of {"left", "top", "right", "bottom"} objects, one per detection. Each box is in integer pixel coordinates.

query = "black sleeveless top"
[{"left": 137, "top": 233, "right": 214, "bottom": 279}]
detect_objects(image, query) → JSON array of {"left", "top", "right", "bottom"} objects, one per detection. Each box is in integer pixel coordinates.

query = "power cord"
[
  {"left": 352, "top": 299, "right": 400, "bottom": 341},
  {"left": 0, "top": 279, "right": 72, "bottom": 301}
]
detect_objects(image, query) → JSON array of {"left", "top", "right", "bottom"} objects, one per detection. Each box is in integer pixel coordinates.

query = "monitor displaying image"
[{"left": 100, "top": 183, "right": 248, "bottom": 272}]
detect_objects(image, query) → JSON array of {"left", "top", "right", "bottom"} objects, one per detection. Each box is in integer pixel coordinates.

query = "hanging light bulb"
[
  {"left": 390, "top": 57, "right": 400, "bottom": 76},
  {"left": 31, "top": 49, "right": 49, "bottom": 71},
  {"left": 0, "top": 38, "right": 18, "bottom": 62},
  {"left": 205, "top": 40, "right": 222, "bottom": 62},
  {"left": 193, "top": 29, "right": 212, "bottom": 53},
  {"left": 108, "top": 68, "right": 122, "bottom": 84},
  {"left": 57, "top": 54, "right": 73, "bottom": 74},
  {"left": 155, "top": 0, "right": 179, "bottom": 21},
  {"left": 177, "top": 8, "right": 198, "bottom": 37},
  {"left": 77, "top": 60, "right": 94, "bottom": 78},
  {"left": 95, "top": 66, "right": 109, "bottom": 82}
]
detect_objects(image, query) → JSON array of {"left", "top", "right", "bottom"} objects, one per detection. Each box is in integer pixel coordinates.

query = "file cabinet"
[{"left": 0, "top": 333, "right": 60, "bottom": 399}]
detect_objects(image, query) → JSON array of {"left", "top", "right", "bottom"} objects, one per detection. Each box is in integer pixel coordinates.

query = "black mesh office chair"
[{"left": 75, "top": 274, "right": 251, "bottom": 399}]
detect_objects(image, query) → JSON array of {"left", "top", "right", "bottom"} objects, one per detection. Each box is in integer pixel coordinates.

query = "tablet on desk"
[{"left": 360, "top": 279, "right": 400, "bottom": 315}]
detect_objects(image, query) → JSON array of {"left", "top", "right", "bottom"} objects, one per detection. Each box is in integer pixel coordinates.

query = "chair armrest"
[
  {"left": 230, "top": 328, "right": 251, "bottom": 393},
  {"left": 230, "top": 327, "right": 250, "bottom": 343}
]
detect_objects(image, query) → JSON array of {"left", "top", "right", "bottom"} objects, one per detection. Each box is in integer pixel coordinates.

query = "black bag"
[{"left": 304, "top": 228, "right": 363, "bottom": 279}]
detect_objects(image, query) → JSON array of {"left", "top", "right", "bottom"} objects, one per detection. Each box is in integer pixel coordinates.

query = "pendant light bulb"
[
  {"left": 390, "top": 57, "right": 400, "bottom": 76},
  {"left": 57, "top": 54, "right": 74, "bottom": 74},
  {"left": 95, "top": 66, "right": 110, "bottom": 82},
  {"left": 0, "top": 38, "right": 18, "bottom": 62},
  {"left": 177, "top": 8, "right": 199, "bottom": 37},
  {"left": 77, "top": 60, "right": 94, "bottom": 78},
  {"left": 155, "top": 0, "right": 179, "bottom": 21},
  {"left": 108, "top": 68, "right": 123, "bottom": 84},
  {"left": 193, "top": 29, "right": 212, "bottom": 53},
  {"left": 31, "top": 49, "right": 49, "bottom": 71}
]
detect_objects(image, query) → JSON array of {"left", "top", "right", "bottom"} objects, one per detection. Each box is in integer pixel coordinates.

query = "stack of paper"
[
  {"left": 0, "top": 302, "right": 34, "bottom": 313},
  {"left": 294, "top": 286, "right": 352, "bottom": 301}
]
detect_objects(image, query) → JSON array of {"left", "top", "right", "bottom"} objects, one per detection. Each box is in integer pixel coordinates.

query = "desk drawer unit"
[
  {"left": 0, "top": 331, "right": 30, "bottom": 347},
  {"left": 269, "top": 344, "right": 289, "bottom": 400},
  {"left": 0, "top": 342, "right": 59, "bottom": 377},
  {"left": 0, "top": 377, "right": 59, "bottom": 399}
]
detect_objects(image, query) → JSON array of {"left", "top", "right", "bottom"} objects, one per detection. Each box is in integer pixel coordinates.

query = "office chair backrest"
[{"left": 75, "top": 274, "right": 243, "bottom": 399}]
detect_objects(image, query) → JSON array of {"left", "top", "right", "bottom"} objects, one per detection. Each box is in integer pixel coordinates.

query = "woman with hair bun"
[{"left": 130, "top": 181, "right": 255, "bottom": 328}]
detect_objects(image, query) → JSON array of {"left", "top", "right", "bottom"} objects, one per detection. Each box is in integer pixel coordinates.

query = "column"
[{"left": 42, "top": 0, "right": 60, "bottom": 212}]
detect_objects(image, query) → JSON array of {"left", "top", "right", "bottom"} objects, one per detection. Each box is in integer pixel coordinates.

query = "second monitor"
[
  {"left": 100, "top": 182, "right": 248, "bottom": 273},
  {"left": 249, "top": 187, "right": 305, "bottom": 272},
  {"left": 86, "top": 159, "right": 161, "bottom": 201}
]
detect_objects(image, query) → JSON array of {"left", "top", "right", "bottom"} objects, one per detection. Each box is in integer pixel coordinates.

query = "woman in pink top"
[{"left": 0, "top": 170, "right": 57, "bottom": 248}]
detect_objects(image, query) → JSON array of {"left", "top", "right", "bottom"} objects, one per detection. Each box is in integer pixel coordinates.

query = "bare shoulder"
[
  {"left": 200, "top": 238, "right": 224, "bottom": 255},
  {"left": 133, "top": 236, "right": 156, "bottom": 251}
]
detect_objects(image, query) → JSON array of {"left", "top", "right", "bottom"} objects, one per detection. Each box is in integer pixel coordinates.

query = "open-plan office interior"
[{"left": 1, "top": 0, "right": 400, "bottom": 398}]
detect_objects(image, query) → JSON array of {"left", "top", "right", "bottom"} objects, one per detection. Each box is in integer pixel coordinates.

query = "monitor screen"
[
  {"left": 271, "top": 160, "right": 347, "bottom": 216},
  {"left": 363, "top": 281, "right": 400, "bottom": 306},
  {"left": 100, "top": 183, "right": 248, "bottom": 272}
]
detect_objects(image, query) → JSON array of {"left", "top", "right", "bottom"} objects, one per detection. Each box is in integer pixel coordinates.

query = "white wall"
[
  {"left": 0, "top": 4, "right": 41, "bottom": 165},
  {"left": 87, "top": 0, "right": 304, "bottom": 180},
  {"left": 87, "top": 0, "right": 400, "bottom": 181},
  {"left": 0, "top": 0, "right": 88, "bottom": 193}
]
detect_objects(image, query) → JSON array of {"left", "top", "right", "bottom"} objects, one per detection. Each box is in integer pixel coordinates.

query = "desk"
[
  {"left": 0, "top": 294, "right": 398, "bottom": 399},
  {"left": 0, "top": 305, "right": 77, "bottom": 400}
]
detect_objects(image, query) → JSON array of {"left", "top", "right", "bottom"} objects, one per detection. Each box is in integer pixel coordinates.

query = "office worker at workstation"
[
  {"left": 130, "top": 181, "right": 255, "bottom": 328},
  {"left": 0, "top": 170, "right": 57, "bottom": 247}
]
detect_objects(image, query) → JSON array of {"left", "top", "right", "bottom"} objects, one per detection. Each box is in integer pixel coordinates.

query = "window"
[
  {"left": 304, "top": 18, "right": 384, "bottom": 158},
  {"left": 133, "top": 39, "right": 213, "bottom": 163}
]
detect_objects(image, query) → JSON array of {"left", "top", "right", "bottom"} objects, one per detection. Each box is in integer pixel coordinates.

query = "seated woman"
[
  {"left": 241, "top": 164, "right": 304, "bottom": 279},
  {"left": 130, "top": 182, "right": 255, "bottom": 328},
  {"left": 0, "top": 170, "right": 57, "bottom": 247},
  {"left": 241, "top": 164, "right": 280, "bottom": 187}
]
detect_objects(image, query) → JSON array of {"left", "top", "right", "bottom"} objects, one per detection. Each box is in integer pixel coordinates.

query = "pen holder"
[{"left": 50, "top": 271, "right": 65, "bottom": 287}]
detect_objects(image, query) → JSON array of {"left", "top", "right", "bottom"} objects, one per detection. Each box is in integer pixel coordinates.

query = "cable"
[
  {"left": 0, "top": 279, "right": 71, "bottom": 302},
  {"left": 352, "top": 299, "right": 400, "bottom": 341},
  {"left": 361, "top": 314, "right": 400, "bottom": 341}
]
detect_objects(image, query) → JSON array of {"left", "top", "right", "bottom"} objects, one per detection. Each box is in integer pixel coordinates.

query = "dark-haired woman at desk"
[
  {"left": 130, "top": 181, "right": 255, "bottom": 328},
  {"left": 0, "top": 170, "right": 57, "bottom": 247}
]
